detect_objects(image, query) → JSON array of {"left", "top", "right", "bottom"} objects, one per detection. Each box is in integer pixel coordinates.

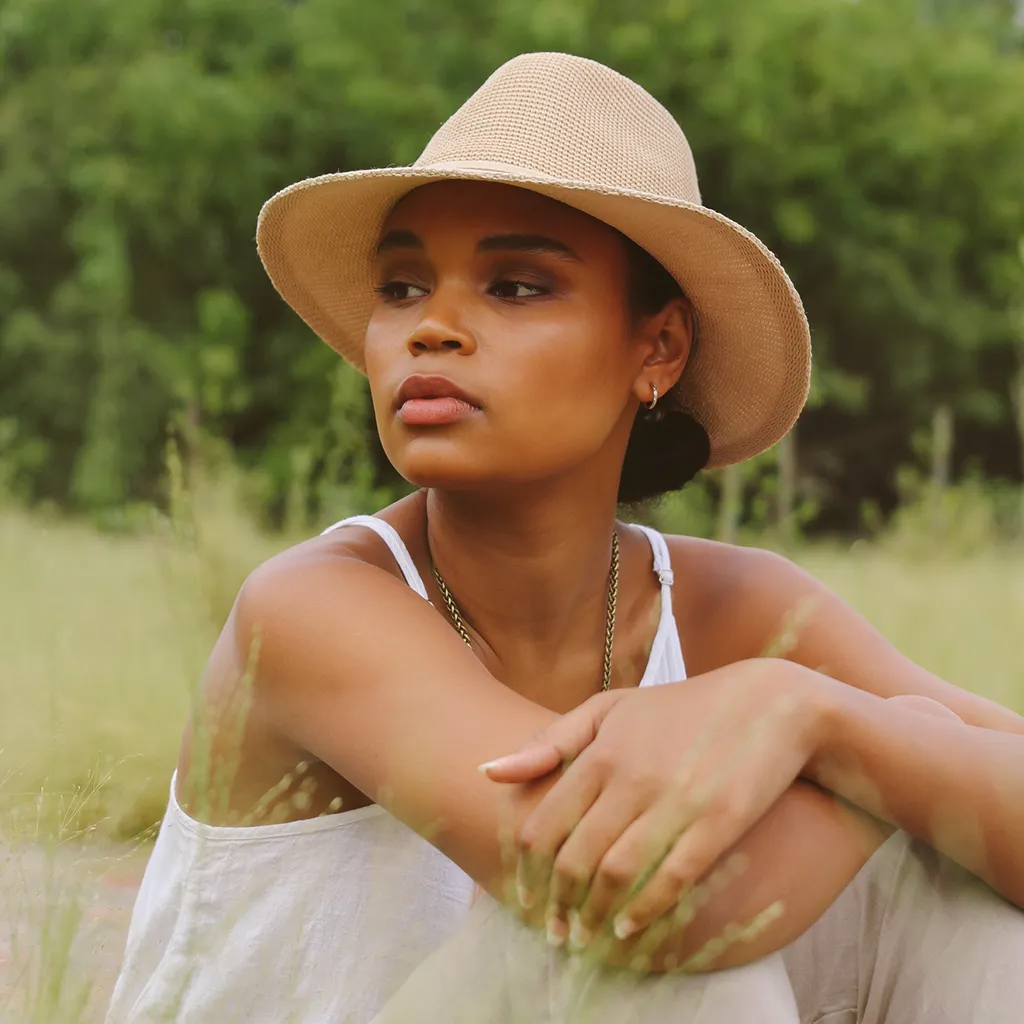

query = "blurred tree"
[{"left": 0, "top": 0, "right": 1021, "bottom": 531}]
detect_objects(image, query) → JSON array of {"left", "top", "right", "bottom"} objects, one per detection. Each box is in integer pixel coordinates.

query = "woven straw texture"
[{"left": 256, "top": 52, "right": 811, "bottom": 468}]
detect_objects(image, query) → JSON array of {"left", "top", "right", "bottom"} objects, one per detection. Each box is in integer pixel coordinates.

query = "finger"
[
  {"left": 541, "top": 789, "right": 645, "bottom": 948},
  {"left": 514, "top": 753, "right": 605, "bottom": 914},
  {"left": 611, "top": 817, "right": 744, "bottom": 936},
  {"left": 478, "top": 741, "right": 563, "bottom": 783},
  {"left": 678, "top": 897, "right": 785, "bottom": 972},
  {"left": 478, "top": 691, "right": 620, "bottom": 783},
  {"left": 599, "top": 848, "right": 750, "bottom": 974},
  {"left": 577, "top": 786, "right": 696, "bottom": 937}
]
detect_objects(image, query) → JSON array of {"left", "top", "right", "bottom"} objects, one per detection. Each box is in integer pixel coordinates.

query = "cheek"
[
  {"left": 364, "top": 319, "right": 402, "bottom": 418},
  {"left": 364, "top": 313, "right": 394, "bottom": 377},
  {"left": 493, "top": 312, "right": 634, "bottom": 450}
]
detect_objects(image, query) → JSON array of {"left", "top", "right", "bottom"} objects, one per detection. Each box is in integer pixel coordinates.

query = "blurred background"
[
  {"left": 1, "top": 0, "right": 1023, "bottom": 1016},
  {"left": 1, "top": 0, "right": 1023, "bottom": 539},
  {"left": 1, "top": 0, "right": 1024, "bottom": 958}
]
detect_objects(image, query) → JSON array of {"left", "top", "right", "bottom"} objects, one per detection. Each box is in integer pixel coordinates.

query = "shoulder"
[
  {"left": 240, "top": 492, "right": 425, "bottom": 610},
  {"left": 663, "top": 534, "right": 824, "bottom": 609},
  {"left": 661, "top": 534, "right": 836, "bottom": 673},
  {"left": 233, "top": 499, "right": 429, "bottom": 674},
  {"left": 658, "top": 532, "right": 1024, "bottom": 731}
]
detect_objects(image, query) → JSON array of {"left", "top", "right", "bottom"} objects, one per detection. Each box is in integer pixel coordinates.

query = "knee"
[{"left": 878, "top": 829, "right": 1021, "bottom": 933}]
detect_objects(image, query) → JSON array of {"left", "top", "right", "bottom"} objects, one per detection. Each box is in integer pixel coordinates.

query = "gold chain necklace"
[{"left": 430, "top": 531, "right": 620, "bottom": 693}]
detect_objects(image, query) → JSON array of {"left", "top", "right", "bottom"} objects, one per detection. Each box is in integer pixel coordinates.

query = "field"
[
  {"left": 3, "top": 507, "right": 1023, "bottom": 843},
  {"left": 1, "top": 507, "right": 1022, "bottom": 1020}
]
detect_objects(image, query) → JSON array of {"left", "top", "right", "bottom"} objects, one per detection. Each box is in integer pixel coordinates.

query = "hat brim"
[{"left": 256, "top": 165, "right": 811, "bottom": 469}]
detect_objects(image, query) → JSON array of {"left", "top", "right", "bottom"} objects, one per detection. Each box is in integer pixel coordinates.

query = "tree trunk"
[
  {"left": 1012, "top": 351, "right": 1024, "bottom": 537},
  {"left": 286, "top": 445, "right": 314, "bottom": 536},
  {"left": 717, "top": 464, "right": 742, "bottom": 544},
  {"left": 929, "top": 403, "right": 954, "bottom": 536},
  {"left": 1011, "top": 238, "right": 1024, "bottom": 538},
  {"left": 776, "top": 429, "right": 797, "bottom": 544}
]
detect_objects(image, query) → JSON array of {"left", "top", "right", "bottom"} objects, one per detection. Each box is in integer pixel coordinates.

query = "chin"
[
  {"left": 383, "top": 428, "right": 577, "bottom": 493},
  {"left": 400, "top": 465, "right": 510, "bottom": 493},
  {"left": 390, "top": 442, "right": 506, "bottom": 491}
]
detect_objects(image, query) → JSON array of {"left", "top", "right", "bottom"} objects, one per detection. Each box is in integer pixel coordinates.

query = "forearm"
[
  {"left": 591, "top": 781, "right": 887, "bottom": 972},
  {"left": 808, "top": 676, "right": 1024, "bottom": 908}
]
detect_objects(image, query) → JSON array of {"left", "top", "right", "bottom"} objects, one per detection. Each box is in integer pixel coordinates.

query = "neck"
[{"left": 423, "top": 468, "right": 619, "bottom": 665}]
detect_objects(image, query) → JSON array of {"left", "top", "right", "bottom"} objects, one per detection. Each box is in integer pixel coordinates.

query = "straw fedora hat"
[{"left": 257, "top": 52, "right": 811, "bottom": 468}]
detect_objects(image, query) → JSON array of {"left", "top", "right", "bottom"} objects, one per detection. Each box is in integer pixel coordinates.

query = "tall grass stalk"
[{"left": 1, "top": 470, "right": 1022, "bottom": 1020}]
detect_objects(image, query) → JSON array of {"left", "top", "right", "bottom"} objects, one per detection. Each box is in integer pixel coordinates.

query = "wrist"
[{"left": 786, "top": 663, "right": 847, "bottom": 784}]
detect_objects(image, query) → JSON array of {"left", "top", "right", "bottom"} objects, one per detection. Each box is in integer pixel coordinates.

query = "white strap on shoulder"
[
  {"left": 630, "top": 523, "right": 687, "bottom": 685},
  {"left": 320, "top": 515, "right": 430, "bottom": 601},
  {"left": 631, "top": 524, "right": 675, "bottom": 587}
]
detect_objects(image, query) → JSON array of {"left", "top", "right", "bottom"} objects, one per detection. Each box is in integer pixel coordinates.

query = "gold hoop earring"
[{"left": 645, "top": 383, "right": 659, "bottom": 411}]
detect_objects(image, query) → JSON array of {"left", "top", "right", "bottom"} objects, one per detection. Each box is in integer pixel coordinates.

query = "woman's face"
[{"left": 365, "top": 180, "right": 677, "bottom": 492}]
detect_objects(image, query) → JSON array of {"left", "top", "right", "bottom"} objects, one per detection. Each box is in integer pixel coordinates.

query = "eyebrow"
[
  {"left": 376, "top": 230, "right": 423, "bottom": 254},
  {"left": 476, "top": 234, "right": 580, "bottom": 261},
  {"left": 374, "top": 230, "right": 580, "bottom": 261}
]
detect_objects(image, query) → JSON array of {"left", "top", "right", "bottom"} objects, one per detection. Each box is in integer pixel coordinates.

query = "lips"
[{"left": 395, "top": 374, "right": 481, "bottom": 426}]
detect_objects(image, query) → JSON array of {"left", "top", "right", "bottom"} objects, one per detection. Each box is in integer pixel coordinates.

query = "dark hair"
[{"left": 616, "top": 235, "right": 710, "bottom": 504}]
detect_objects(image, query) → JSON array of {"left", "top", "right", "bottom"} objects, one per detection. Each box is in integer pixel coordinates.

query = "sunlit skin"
[
  {"left": 358, "top": 180, "right": 691, "bottom": 710},
  {"left": 366, "top": 180, "right": 691, "bottom": 495},
  {"left": 178, "top": 179, "right": 1024, "bottom": 972}
]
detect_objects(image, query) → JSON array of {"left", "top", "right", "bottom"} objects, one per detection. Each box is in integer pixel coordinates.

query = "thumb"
[{"left": 476, "top": 690, "right": 622, "bottom": 783}]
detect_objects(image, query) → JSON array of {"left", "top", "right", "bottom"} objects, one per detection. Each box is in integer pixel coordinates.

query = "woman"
[{"left": 108, "top": 53, "right": 1024, "bottom": 1023}]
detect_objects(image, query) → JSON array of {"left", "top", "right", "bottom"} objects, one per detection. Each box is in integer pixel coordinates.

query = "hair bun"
[{"left": 618, "top": 407, "right": 711, "bottom": 504}]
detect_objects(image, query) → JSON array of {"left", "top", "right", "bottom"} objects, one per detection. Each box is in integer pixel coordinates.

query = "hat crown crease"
[{"left": 414, "top": 52, "right": 702, "bottom": 206}]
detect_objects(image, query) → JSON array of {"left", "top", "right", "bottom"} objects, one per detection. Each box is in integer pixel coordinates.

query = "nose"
[{"left": 406, "top": 289, "right": 477, "bottom": 356}]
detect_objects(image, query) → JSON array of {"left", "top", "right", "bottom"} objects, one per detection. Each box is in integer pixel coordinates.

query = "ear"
[{"left": 632, "top": 297, "right": 693, "bottom": 406}]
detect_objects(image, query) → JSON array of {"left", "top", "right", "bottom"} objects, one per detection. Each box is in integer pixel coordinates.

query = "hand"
[{"left": 478, "top": 658, "right": 828, "bottom": 949}]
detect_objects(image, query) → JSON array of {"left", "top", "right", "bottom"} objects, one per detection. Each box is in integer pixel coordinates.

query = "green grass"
[
  {"left": 1, "top": 504, "right": 1022, "bottom": 1022},
  {"left": 0, "top": 504, "right": 283, "bottom": 840},
  {"left": 0, "top": 508, "right": 1022, "bottom": 843},
  {"left": 798, "top": 543, "right": 1024, "bottom": 715}
]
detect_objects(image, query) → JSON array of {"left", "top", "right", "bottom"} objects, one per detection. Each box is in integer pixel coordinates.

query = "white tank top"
[{"left": 106, "top": 518, "right": 687, "bottom": 1024}]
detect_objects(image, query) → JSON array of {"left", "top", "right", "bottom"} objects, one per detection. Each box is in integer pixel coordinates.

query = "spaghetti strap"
[
  {"left": 631, "top": 523, "right": 688, "bottom": 685},
  {"left": 321, "top": 515, "right": 430, "bottom": 601},
  {"left": 631, "top": 523, "right": 675, "bottom": 586},
  {"left": 319, "top": 516, "right": 684, "bottom": 680}
]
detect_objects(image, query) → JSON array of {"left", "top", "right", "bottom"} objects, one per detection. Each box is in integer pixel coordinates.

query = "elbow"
[{"left": 886, "top": 694, "right": 964, "bottom": 723}]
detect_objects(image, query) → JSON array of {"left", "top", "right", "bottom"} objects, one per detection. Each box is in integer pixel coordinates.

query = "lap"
[
  {"left": 372, "top": 896, "right": 798, "bottom": 1023},
  {"left": 783, "top": 830, "right": 1024, "bottom": 1024},
  {"left": 374, "top": 832, "right": 1024, "bottom": 1024}
]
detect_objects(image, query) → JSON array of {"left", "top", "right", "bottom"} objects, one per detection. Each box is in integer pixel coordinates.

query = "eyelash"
[
  {"left": 374, "top": 282, "right": 425, "bottom": 302},
  {"left": 374, "top": 278, "right": 550, "bottom": 303}
]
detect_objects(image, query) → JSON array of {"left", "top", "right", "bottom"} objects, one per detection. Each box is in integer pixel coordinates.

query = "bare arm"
[
  {"left": 810, "top": 682, "right": 1024, "bottom": 908},
  {"left": 236, "top": 551, "right": 883, "bottom": 968},
  {"left": 690, "top": 542, "right": 1024, "bottom": 908},
  {"left": 689, "top": 542, "right": 1024, "bottom": 734}
]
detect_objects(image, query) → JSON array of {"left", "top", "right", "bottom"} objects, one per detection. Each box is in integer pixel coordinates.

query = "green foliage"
[
  {"left": 872, "top": 470, "right": 1024, "bottom": 556},
  {"left": 1, "top": 0, "right": 1023, "bottom": 528}
]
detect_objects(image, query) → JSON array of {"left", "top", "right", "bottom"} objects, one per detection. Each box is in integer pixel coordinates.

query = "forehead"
[{"left": 379, "top": 180, "right": 620, "bottom": 252}]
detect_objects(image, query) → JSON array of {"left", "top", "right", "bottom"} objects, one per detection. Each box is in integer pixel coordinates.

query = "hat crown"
[{"left": 415, "top": 53, "right": 702, "bottom": 205}]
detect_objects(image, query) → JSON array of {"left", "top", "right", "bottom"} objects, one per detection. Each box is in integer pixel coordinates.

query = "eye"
[
  {"left": 375, "top": 281, "right": 429, "bottom": 302},
  {"left": 490, "top": 279, "right": 548, "bottom": 300}
]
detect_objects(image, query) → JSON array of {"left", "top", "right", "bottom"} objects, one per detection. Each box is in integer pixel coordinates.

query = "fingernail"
[
  {"left": 516, "top": 882, "right": 534, "bottom": 909},
  {"left": 568, "top": 915, "right": 591, "bottom": 951},
  {"left": 476, "top": 760, "right": 500, "bottom": 774},
  {"left": 546, "top": 915, "right": 568, "bottom": 947},
  {"left": 614, "top": 916, "right": 637, "bottom": 940}
]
